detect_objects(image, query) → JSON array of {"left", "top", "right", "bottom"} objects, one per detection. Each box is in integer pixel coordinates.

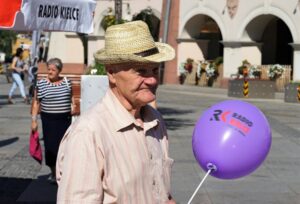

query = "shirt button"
[
  {"left": 152, "top": 180, "right": 156, "bottom": 185},
  {"left": 150, "top": 154, "right": 153, "bottom": 160}
]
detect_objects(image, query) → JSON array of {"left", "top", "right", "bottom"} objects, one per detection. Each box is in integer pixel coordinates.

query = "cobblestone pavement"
[
  {"left": 0, "top": 75, "right": 42, "bottom": 203},
  {"left": 1, "top": 75, "right": 300, "bottom": 203}
]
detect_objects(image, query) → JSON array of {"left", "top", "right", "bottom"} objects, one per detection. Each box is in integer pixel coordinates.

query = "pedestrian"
[
  {"left": 8, "top": 47, "right": 29, "bottom": 104},
  {"left": 31, "top": 58, "right": 75, "bottom": 184},
  {"left": 56, "top": 21, "right": 176, "bottom": 203}
]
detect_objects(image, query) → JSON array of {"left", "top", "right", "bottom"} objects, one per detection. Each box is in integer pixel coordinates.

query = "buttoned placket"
[{"left": 136, "top": 122, "right": 159, "bottom": 198}]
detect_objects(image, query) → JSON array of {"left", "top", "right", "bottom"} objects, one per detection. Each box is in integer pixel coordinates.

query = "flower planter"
[
  {"left": 207, "top": 77, "right": 215, "bottom": 87},
  {"left": 284, "top": 83, "right": 300, "bottom": 103},
  {"left": 228, "top": 79, "right": 276, "bottom": 99},
  {"left": 80, "top": 75, "right": 109, "bottom": 113}
]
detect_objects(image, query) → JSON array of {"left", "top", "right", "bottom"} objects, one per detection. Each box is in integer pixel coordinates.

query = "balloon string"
[{"left": 187, "top": 169, "right": 212, "bottom": 204}]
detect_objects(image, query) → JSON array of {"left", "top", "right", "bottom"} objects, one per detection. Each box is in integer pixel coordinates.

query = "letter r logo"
[
  {"left": 210, "top": 110, "right": 231, "bottom": 122},
  {"left": 211, "top": 110, "right": 222, "bottom": 121}
]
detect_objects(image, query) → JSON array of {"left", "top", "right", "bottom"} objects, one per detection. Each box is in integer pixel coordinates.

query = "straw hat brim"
[{"left": 94, "top": 42, "right": 175, "bottom": 64}]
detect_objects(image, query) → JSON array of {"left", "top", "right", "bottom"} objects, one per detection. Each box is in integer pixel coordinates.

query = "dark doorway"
[{"left": 262, "top": 18, "right": 293, "bottom": 65}]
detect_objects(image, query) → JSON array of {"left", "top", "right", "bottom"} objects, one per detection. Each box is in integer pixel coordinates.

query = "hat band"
[{"left": 134, "top": 47, "right": 159, "bottom": 57}]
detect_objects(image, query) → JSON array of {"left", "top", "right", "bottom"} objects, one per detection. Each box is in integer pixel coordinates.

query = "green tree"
[
  {"left": 101, "top": 15, "right": 128, "bottom": 31},
  {"left": 0, "top": 31, "right": 17, "bottom": 61}
]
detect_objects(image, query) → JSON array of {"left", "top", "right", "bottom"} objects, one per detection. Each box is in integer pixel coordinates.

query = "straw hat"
[{"left": 94, "top": 21, "right": 175, "bottom": 64}]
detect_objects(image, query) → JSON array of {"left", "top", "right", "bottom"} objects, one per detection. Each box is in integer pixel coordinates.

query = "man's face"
[
  {"left": 107, "top": 63, "right": 160, "bottom": 108},
  {"left": 227, "top": 0, "right": 239, "bottom": 19}
]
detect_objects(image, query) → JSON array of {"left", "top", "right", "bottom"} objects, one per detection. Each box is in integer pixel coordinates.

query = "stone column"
[
  {"left": 221, "top": 41, "right": 262, "bottom": 87},
  {"left": 290, "top": 44, "right": 300, "bottom": 81},
  {"left": 160, "top": 0, "right": 180, "bottom": 84}
]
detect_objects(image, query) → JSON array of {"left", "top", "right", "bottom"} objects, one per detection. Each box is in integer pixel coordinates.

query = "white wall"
[
  {"left": 178, "top": 42, "right": 205, "bottom": 68},
  {"left": 48, "top": 32, "right": 83, "bottom": 63},
  {"left": 88, "top": 37, "right": 105, "bottom": 65}
]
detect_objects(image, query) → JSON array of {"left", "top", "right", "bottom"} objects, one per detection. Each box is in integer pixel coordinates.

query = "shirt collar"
[{"left": 102, "top": 89, "right": 159, "bottom": 132}]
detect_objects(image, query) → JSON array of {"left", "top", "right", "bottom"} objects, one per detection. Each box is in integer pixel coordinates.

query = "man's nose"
[{"left": 144, "top": 75, "right": 158, "bottom": 85}]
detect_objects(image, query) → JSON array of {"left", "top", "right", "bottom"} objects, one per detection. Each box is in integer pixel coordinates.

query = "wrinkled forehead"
[{"left": 106, "top": 62, "right": 160, "bottom": 70}]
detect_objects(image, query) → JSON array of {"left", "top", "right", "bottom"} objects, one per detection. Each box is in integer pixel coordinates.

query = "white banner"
[{"left": 21, "top": 0, "right": 96, "bottom": 34}]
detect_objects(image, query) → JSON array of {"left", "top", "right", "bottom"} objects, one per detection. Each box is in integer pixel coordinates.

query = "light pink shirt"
[{"left": 56, "top": 89, "right": 173, "bottom": 204}]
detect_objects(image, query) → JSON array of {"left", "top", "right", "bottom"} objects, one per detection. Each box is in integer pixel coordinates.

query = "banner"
[{"left": 22, "top": 0, "right": 96, "bottom": 33}]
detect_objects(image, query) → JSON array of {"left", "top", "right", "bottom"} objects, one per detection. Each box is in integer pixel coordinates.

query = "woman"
[
  {"left": 8, "top": 48, "right": 29, "bottom": 104},
  {"left": 31, "top": 58, "right": 74, "bottom": 183}
]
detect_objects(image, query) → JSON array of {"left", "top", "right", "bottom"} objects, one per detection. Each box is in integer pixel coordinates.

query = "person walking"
[
  {"left": 56, "top": 21, "right": 176, "bottom": 203},
  {"left": 31, "top": 58, "right": 75, "bottom": 183},
  {"left": 8, "top": 48, "right": 29, "bottom": 104}
]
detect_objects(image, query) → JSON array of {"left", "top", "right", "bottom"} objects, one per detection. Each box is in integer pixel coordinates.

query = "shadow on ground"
[
  {"left": 0, "top": 137, "right": 19, "bottom": 148},
  {"left": 0, "top": 177, "right": 32, "bottom": 203},
  {"left": 158, "top": 107, "right": 195, "bottom": 130}
]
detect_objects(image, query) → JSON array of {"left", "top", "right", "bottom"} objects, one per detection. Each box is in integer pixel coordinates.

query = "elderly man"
[{"left": 56, "top": 21, "right": 176, "bottom": 203}]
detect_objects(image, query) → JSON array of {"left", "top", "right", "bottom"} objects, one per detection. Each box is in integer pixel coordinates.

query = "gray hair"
[{"left": 47, "top": 58, "right": 63, "bottom": 71}]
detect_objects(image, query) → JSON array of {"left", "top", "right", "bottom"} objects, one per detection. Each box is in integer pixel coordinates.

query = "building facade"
[
  {"left": 48, "top": 0, "right": 300, "bottom": 85},
  {"left": 166, "top": 0, "right": 300, "bottom": 84}
]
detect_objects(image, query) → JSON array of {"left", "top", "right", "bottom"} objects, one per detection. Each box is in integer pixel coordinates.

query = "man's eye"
[
  {"left": 153, "top": 68, "right": 159, "bottom": 75},
  {"left": 136, "top": 69, "right": 147, "bottom": 75}
]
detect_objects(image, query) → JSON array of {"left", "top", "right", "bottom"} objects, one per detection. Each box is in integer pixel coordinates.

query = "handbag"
[{"left": 29, "top": 131, "right": 43, "bottom": 164}]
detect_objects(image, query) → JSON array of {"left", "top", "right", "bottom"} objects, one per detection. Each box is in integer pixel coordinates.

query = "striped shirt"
[
  {"left": 56, "top": 89, "right": 173, "bottom": 204},
  {"left": 37, "top": 78, "right": 72, "bottom": 113}
]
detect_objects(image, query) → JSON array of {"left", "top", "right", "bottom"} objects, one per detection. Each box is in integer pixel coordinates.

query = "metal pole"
[
  {"left": 115, "top": 0, "right": 122, "bottom": 23},
  {"left": 31, "top": 30, "right": 41, "bottom": 65},
  {"left": 162, "top": 0, "right": 171, "bottom": 43},
  {"left": 160, "top": 0, "right": 172, "bottom": 84}
]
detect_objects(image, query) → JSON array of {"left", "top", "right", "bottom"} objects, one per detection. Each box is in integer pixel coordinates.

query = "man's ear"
[{"left": 106, "top": 66, "right": 117, "bottom": 84}]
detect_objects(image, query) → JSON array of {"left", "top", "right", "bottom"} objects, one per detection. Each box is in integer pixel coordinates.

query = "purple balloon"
[{"left": 192, "top": 100, "right": 272, "bottom": 179}]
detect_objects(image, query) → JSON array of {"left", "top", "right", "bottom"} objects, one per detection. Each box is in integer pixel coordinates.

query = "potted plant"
[
  {"left": 178, "top": 62, "right": 187, "bottom": 84},
  {"left": 100, "top": 7, "right": 128, "bottom": 31},
  {"left": 249, "top": 65, "right": 262, "bottom": 79},
  {"left": 214, "top": 56, "right": 223, "bottom": 67},
  {"left": 184, "top": 58, "right": 194, "bottom": 73},
  {"left": 199, "top": 61, "right": 208, "bottom": 76},
  {"left": 237, "top": 59, "right": 250, "bottom": 78},
  {"left": 206, "top": 62, "right": 219, "bottom": 87},
  {"left": 268, "top": 64, "right": 284, "bottom": 81}
]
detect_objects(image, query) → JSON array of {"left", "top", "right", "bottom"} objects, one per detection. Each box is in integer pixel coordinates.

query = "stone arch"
[
  {"left": 236, "top": 6, "right": 295, "bottom": 80},
  {"left": 179, "top": 10, "right": 224, "bottom": 61},
  {"left": 238, "top": 7, "right": 297, "bottom": 42},
  {"left": 180, "top": 7, "right": 226, "bottom": 39},
  {"left": 237, "top": 7, "right": 294, "bottom": 66}
]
